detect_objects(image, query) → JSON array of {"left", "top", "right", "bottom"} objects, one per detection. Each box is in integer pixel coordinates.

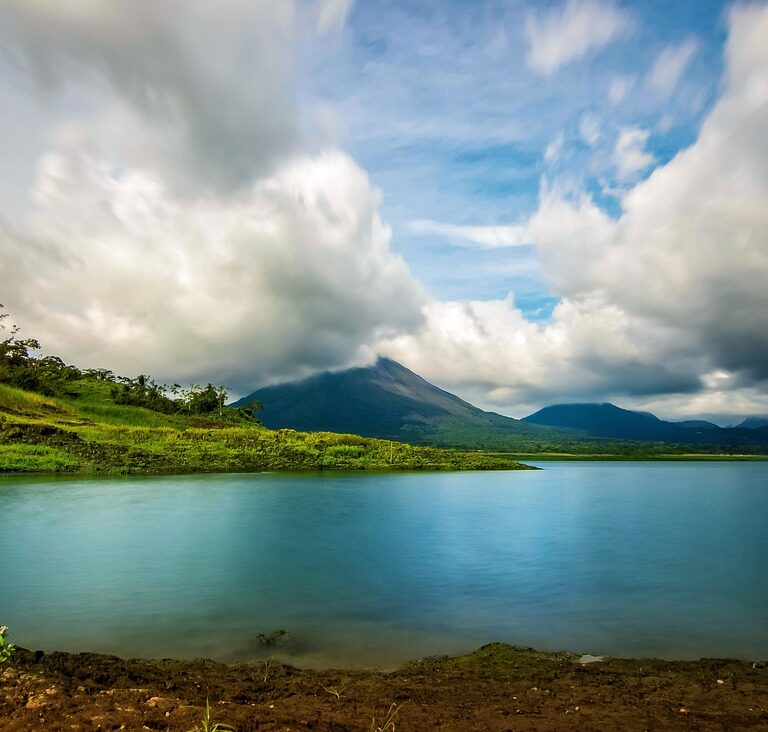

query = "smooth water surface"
[{"left": 1, "top": 462, "right": 767, "bottom": 667}]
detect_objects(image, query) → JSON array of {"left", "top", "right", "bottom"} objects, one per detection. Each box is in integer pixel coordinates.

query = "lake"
[{"left": 1, "top": 462, "right": 766, "bottom": 668}]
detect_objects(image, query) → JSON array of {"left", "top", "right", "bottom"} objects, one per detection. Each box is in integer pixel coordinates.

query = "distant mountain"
[
  {"left": 522, "top": 402, "right": 768, "bottom": 447},
  {"left": 736, "top": 416, "right": 768, "bottom": 429},
  {"left": 234, "top": 360, "right": 768, "bottom": 452},
  {"left": 522, "top": 403, "right": 682, "bottom": 441},
  {"left": 676, "top": 420, "right": 721, "bottom": 430},
  {"left": 233, "top": 357, "right": 556, "bottom": 449}
]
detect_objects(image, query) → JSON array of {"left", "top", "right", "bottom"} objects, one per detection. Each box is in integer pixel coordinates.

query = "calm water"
[{"left": 1, "top": 462, "right": 767, "bottom": 667}]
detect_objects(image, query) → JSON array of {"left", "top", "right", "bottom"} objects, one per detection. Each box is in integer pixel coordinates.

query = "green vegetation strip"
[{"left": 0, "top": 383, "right": 530, "bottom": 474}]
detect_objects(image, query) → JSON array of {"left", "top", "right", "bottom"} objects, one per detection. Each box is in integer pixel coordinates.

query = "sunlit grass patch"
[
  {"left": 0, "top": 383, "right": 65, "bottom": 415},
  {"left": 0, "top": 443, "right": 82, "bottom": 473}
]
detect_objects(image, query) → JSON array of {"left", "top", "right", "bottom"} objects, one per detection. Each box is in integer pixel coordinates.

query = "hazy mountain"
[
  {"left": 233, "top": 357, "right": 555, "bottom": 448},
  {"left": 522, "top": 403, "right": 682, "bottom": 441},
  {"left": 522, "top": 402, "right": 768, "bottom": 447},
  {"left": 735, "top": 416, "right": 768, "bottom": 429},
  {"left": 676, "top": 420, "right": 721, "bottom": 430}
]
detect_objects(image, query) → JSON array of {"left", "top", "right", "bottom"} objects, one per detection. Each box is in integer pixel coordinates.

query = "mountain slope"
[
  {"left": 233, "top": 357, "right": 555, "bottom": 448},
  {"left": 522, "top": 403, "right": 681, "bottom": 441},
  {"left": 736, "top": 416, "right": 768, "bottom": 429},
  {"left": 523, "top": 402, "right": 768, "bottom": 448},
  {"left": 233, "top": 359, "right": 768, "bottom": 453},
  {"left": 233, "top": 358, "right": 768, "bottom": 457}
]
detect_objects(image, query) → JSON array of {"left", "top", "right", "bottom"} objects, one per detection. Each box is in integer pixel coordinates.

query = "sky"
[{"left": 0, "top": 0, "right": 766, "bottom": 423}]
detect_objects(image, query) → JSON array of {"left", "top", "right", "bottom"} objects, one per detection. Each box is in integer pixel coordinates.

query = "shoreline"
[
  {"left": 499, "top": 452, "right": 768, "bottom": 461},
  {"left": 2, "top": 643, "right": 766, "bottom": 731},
  {"left": 3, "top": 452, "right": 767, "bottom": 481}
]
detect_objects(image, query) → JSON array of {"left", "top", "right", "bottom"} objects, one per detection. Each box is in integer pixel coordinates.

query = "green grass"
[
  {"left": 0, "top": 381, "right": 530, "bottom": 475},
  {"left": 0, "top": 443, "right": 82, "bottom": 472}
]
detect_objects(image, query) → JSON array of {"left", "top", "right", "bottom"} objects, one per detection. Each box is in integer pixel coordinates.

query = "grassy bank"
[{"left": 0, "top": 381, "right": 529, "bottom": 474}]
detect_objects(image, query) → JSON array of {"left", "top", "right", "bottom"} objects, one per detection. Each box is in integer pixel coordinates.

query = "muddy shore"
[{"left": 2, "top": 643, "right": 767, "bottom": 731}]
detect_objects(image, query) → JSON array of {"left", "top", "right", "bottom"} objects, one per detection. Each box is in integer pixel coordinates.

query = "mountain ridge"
[
  {"left": 233, "top": 357, "right": 560, "bottom": 448},
  {"left": 735, "top": 416, "right": 768, "bottom": 429},
  {"left": 235, "top": 359, "right": 768, "bottom": 452},
  {"left": 523, "top": 402, "right": 768, "bottom": 447}
]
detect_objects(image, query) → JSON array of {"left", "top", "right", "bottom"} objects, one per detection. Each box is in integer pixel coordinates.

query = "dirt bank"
[{"left": 2, "top": 643, "right": 767, "bottom": 731}]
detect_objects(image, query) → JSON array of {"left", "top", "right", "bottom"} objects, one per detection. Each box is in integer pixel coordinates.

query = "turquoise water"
[{"left": 1, "top": 462, "right": 766, "bottom": 667}]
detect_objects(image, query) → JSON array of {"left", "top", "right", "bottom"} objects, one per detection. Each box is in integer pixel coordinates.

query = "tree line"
[{"left": 0, "top": 307, "right": 260, "bottom": 418}]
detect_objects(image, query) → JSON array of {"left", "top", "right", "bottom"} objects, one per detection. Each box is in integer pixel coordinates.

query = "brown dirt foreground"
[{"left": 1, "top": 643, "right": 767, "bottom": 731}]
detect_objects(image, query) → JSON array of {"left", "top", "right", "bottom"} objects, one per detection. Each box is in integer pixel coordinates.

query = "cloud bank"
[
  {"left": 1, "top": 0, "right": 304, "bottom": 191},
  {"left": 0, "top": 146, "right": 423, "bottom": 393},
  {"left": 0, "top": 0, "right": 766, "bottom": 422},
  {"left": 382, "top": 2, "right": 768, "bottom": 419},
  {"left": 0, "top": 1, "right": 423, "bottom": 393}
]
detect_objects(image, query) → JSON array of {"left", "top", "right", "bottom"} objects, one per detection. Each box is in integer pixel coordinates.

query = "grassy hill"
[{"left": 0, "top": 380, "right": 530, "bottom": 474}]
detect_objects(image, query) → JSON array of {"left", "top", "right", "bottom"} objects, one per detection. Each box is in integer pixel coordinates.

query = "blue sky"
[
  {"left": 0, "top": 0, "right": 766, "bottom": 422},
  {"left": 304, "top": 0, "right": 728, "bottom": 310}
]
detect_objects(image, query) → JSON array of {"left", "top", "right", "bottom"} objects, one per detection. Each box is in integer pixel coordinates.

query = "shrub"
[{"left": 0, "top": 625, "right": 15, "bottom": 664}]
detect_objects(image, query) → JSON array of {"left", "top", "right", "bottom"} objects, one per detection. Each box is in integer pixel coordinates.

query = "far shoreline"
[{"left": 498, "top": 452, "right": 768, "bottom": 461}]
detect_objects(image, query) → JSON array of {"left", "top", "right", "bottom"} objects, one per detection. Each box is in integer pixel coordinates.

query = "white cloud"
[
  {"left": 544, "top": 132, "right": 565, "bottom": 162},
  {"left": 379, "top": 293, "right": 697, "bottom": 417},
  {"left": 408, "top": 220, "right": 531, "bottom": 248},
  {"left": 620, "top": 386, "right": 768, "bottom": 425},
  {"left": 1, "top": 0, "right": 767, "bottom": 424},
  {"left": 381, "top": 3, "right": 768, "bottom": 420},
  {"left": 647, "top": 37, "right": 698, "bottom": 95},
  {"left": 612, "top": 127, "right": 656, "bottom": 179},
  {"left": 0, "top": 1, "right": 425, "bottom": 394},
  {"left": 578, "top": 114, "right": 601, "bottom": 146},
  {"left": 0, "top": 0, "right": 300, "bottom": 191},
  {"left": 0, "top": 147, "right": 424, "bottom": 393},
  {"left": 315, "top": 0, "right": 355, "bottom": 36},
  {"left": 608, "top": 74, "right": 635, "bottom": 105},
  {"left": 525, "top": 0, "right": 630, "bottom": 75}
]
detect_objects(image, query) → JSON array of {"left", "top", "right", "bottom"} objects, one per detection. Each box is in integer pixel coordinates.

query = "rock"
[{"left": 26, "top": 686, "right": 60, "bottom": 709}]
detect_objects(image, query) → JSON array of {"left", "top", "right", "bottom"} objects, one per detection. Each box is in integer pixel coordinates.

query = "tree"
[
  {"left": 111, "top": 374, "right": 178, "bottom": 413},
  {"left": 182, "top": 383, "right": 229, "bottom": 415},
  {"left": 239, "top": 398, "right": 263, "bottom": 420}
]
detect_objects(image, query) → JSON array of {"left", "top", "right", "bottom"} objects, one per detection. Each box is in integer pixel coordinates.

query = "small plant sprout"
[
  {"left": 262, "top": 656, "right": 276, "bottom": 683},
  {"left": 0, "top": 626, "right": 15, "bottom": 664},
  {"left": 321, "top": 684, "right": 344, "bottom": 699},
  {"left": 370, "top": 702, "right": 403, "bottom": 732},
  {"left": 186, "top": 698, "right": 236, "bottom": 732}
]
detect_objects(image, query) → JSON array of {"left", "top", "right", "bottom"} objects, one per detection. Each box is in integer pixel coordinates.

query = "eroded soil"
[{"left": 2, "top": 643, "right": 767, "bottom": 731}]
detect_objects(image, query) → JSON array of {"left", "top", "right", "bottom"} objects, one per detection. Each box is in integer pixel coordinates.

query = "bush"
[{"left": 0, "top": 625, "right": 15, "bottom": 664}]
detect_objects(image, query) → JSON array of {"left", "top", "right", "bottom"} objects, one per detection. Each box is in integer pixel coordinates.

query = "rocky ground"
[{"left": 2, "top": 643, "right": 767, "bottom": 731}]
